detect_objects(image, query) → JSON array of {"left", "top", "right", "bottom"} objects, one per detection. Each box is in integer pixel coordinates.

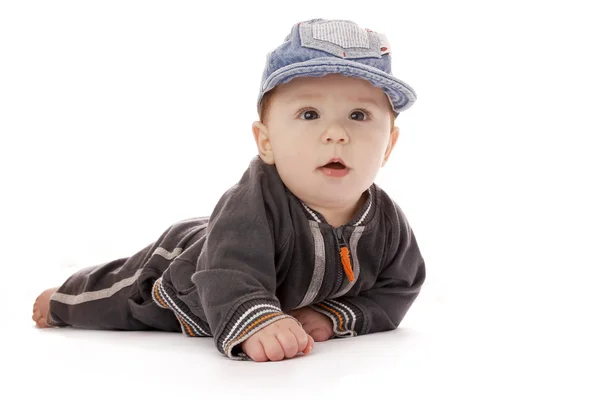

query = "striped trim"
[
  {"left": 301, "top": 201, "right": 322, "bottom": 223},
  {"left": 51, "top": 268, "right": 143, "bottom": 306},
  {"left": 151, "top": 278, "right": 211, "bottom": 337},
  {"left": 219, "top": 301, "right": 294, "bottom": 360},
  {"left": 311, "top": 299, "right": 360, "bottom": 337},
  {"left": 152, "top": 247, "right": 183, "bottom": 260},
  {"left": 296, "top": 220, "right": 327, "bottom": 308},
  {"left": 353, "top": 187, "right": 373, "bottom": 226}
]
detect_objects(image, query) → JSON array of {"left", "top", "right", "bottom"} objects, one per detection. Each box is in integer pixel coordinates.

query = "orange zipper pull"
[{"left": 340, "top": 246, "right": 355, "bottom": 282}]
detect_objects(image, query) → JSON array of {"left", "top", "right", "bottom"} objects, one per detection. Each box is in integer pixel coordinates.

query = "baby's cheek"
[
  {"left": 277, "top": 162, "right": 313, "bottom": 196},
  {"left": 274, "top": 149, "right": 302, "bottom": 173},
  {"left": 276, "top": 166, "right": 301, "bottom": 190}
]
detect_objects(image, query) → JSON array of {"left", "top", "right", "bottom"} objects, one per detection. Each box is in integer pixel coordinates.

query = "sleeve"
[
  {"left": 310, "top": 204, "right": 426, "bottom": 337},
  {"left": 190, "top": 160, "right": 298, "bottom": 360}
]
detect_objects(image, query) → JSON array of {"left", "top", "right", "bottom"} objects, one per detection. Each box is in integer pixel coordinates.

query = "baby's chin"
[
  {"left": 294, "top": 186, "right": 365, "bottom": 209},
  {"left": 279, "top": 168, "right": 366, "bottom": 201}
]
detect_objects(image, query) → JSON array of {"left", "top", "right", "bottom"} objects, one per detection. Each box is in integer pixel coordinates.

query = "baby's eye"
[
  {"left": 350, "top": 110, "right": 368, "bottom": 121},
  {"left": 300, "top": 110, "right": 319, "bottom": 120}
]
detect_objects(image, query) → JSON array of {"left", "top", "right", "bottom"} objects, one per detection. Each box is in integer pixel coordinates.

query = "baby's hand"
[
  {"left": 288, "top": 306, "right": 334, "bottom": 342},
  {"left": 240, "top": 318, "right": 314, "bottom": 362}
]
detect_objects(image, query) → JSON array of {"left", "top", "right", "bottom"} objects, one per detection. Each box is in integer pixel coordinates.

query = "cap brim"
[{"left": 259, "top": 58, "right": 417, "bottom": 115}]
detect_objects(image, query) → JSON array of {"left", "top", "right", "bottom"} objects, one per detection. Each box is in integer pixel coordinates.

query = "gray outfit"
[{"left": 49, "top": 156, "right": 426, "bottom": 360}]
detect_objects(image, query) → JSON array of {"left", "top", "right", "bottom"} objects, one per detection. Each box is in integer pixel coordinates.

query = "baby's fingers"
[
  {"left": 289, "top": 320, "right": 310, "bottom": 353},
  {"left": 261, "top": 335, "right": 287, "bottom": 361},
  {"left": 302, "top": 334, "right": 315, "bottom": 355},
  {"left": 242, "top": 338, "right": 268, "bottom": 362},
  {"left": 275, "top": 329, "right": 303, "bottom": 359}
]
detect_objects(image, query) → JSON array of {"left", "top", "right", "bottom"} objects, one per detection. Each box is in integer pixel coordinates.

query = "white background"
[{"left": 1, "top": 1, "right": 598, "bottom": 398}]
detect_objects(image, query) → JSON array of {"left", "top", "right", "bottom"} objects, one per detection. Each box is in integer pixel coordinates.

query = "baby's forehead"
[{"left": 276, "top": 90, "right": 391, "bottom": 115}]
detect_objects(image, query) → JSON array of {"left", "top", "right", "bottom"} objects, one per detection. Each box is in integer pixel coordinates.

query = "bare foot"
[{"left": 32, "top": 287, "right": 58, "bottom": 328}]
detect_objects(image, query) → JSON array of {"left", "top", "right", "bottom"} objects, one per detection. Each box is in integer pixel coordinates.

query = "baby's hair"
[
  {"left": 259, "top": 87, "right": 397, "bottom": 129},
  {"left": 259, "top": 88, "right": 276, "bottom": 124}
]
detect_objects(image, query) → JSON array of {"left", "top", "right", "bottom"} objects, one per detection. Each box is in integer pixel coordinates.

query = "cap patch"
[
  {"left": 313, "top": 20, "right": 370, "bottom": 49},
  {"left": 299, "top": 19, "right": 381, "bottom": 59}
]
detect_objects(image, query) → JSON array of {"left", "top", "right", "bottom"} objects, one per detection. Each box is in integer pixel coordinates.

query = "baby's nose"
[{"left": 322, "top": 123, "right": 349, "bottom": 143}]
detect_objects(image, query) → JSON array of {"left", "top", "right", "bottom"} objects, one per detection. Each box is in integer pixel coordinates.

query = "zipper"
[{"left": 335, "top": 228, "right": 355, "bottom": 283}]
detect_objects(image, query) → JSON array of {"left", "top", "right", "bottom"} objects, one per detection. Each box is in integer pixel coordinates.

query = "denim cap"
[{"left": 257, "top": 18, "right": 417, "bottom": 117}]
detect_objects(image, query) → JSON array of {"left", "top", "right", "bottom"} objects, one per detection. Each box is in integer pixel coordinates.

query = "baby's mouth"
[
  {"left": 319, "top": 157, "right": 348, "bottom": 169},
  {"left": 322, "top": 162, "right": 347, "bottom": 170},
  {"left": 318, "top": 159, "right": 350, "bottom": 178}
]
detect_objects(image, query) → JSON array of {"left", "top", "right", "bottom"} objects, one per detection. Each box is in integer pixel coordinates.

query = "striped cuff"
[
  {"left": 218, "top": 299, "right": 296, "bottom": 360},
  {"left": 310, "top": 299, "right": 363, "bottom": 337},
  {"left": 152, "top": 277, "right": 212, "bottom": 337},
  {"left": 47, "top": 311, "right": 67, "bottom": 327},
  {"left": 47, "top": 294, "right": 68, "bottom": 327}
]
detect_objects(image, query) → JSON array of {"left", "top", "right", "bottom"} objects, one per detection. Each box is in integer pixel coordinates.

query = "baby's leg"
[
  {"left": 41, "top": 256, "right": 168, "bottom": 331},
  {"left": 32, "top": 287, "right": 59, "bottom": 328},
  {"left": 32, "top": 249, "right": 173, "bottom": 330},
  {"left": 31, "top": 218, "right": 203, "bottom": 331}
]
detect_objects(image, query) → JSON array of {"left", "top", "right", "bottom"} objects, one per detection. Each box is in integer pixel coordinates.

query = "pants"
[{"left": 48, "top": 218, "right": 206, "bottom": 332}]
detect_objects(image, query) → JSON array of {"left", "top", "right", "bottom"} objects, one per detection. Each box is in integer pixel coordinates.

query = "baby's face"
[{"left": 259, "top": 74, "right": 398, "bottom": 208}]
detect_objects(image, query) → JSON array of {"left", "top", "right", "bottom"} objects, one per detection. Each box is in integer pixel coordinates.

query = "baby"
[{"left": 32, "top": 18, "right": 426, "bottom": 362}]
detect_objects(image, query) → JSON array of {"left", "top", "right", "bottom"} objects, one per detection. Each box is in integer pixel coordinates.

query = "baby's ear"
[
  {"left": 252, "top": 121, "right": 275, "bottom": 164},
  {"left": 381, "top": 126, "right": 400, "bottom": 167}
]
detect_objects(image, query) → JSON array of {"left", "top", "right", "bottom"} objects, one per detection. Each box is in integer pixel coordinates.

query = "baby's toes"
[
  {"left": 32, "top": 308, "right": 40, "bottom": 321},
  {"left": 35, "top": 314, "right": 49, "bottom": 328},
  {"left": 31, "top": 287, "right": 58, "bottom": 329}
]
